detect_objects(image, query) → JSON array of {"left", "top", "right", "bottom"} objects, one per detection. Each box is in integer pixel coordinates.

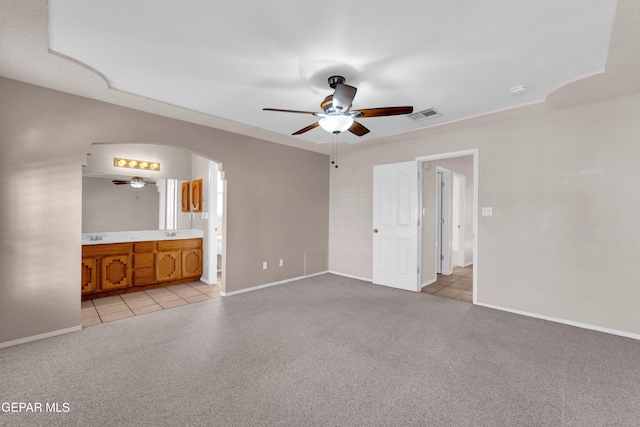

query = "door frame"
[
  {"left": 436, "top": 167, "right": 453, "bottom": 275},
  {"left": 416, "top": 149, "right": 478, "bottom": 304}
]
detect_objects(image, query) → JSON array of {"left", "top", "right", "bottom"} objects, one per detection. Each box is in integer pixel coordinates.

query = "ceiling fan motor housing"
[
  {"left": 327, "top": 75, "right": 346, "bottom": 89},
  {"left": 321, "top": 95, "right": 335, "bottom": 114}
]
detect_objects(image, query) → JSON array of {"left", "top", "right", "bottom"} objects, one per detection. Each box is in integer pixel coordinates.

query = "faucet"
[{"left": 165, "top": 231, "right": 178, "bottom": 237}]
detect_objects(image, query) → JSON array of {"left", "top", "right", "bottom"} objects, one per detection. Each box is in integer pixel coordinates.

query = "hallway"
[{"left": 421, "top": 265, "right": 473, "bottom": 303}]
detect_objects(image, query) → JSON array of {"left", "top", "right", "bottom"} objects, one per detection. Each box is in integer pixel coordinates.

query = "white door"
[{"left": 373, "top": 161, "right": 419, "bottom": 291}]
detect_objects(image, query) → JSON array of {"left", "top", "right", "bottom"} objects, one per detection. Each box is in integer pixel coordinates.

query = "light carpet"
[{"left": 1, "top": 274, "right": 639, "bottom": 426}]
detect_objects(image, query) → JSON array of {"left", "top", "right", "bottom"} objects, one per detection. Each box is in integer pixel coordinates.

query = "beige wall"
[
  {"left": 0, "top": 77, "right": 329, "bottom": 346},
  {"left": 84, "top": 143, "right": 193, "bottom": 181},
  {"left": 330, "top": 91, "right": 640, "bottom": 337}
]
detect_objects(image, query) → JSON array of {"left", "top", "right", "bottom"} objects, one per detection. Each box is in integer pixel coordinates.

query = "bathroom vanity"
[{"left": 81, "top": 229, "right": 204, "bottom": 300}]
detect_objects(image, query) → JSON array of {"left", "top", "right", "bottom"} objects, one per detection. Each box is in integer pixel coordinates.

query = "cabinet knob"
[{"left": 373, "top": 228, "right": 378, "bottom": 233}]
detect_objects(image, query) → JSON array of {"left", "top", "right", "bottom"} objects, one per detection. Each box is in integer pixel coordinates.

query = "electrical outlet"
[
  {"left": 263, "top": 261, "right": 268, "bottom": 270},
  {"left": 279, "top": 259, "right": 284, "bottom": 267}
]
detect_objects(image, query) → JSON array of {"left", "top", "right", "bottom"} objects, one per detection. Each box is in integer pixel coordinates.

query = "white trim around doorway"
[{"left": 416, "top": 149, "right": 479, "bottom": 305}]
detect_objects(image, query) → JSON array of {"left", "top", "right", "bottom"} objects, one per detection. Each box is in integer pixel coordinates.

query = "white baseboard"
[
  {"left": 199, "top": 276, "right": 216, "bottom": 285},
  {"left": 221, "top": 271, "right": 329, "bottom": 297},
  {"left": 421, "top": 277, "right": 437, "bottom": 288},
  {"left": 477, "top": 303, "right": 640, "bottom": 341},
  {"left": 327, "top": 270, "right": 372, "bottom": 283},
  {"left": 0, "top": 325, "right": 82, "bottom": 349}
]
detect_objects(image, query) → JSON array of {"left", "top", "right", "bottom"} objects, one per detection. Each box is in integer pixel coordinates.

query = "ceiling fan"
[
  {"left": 263, "top": 76, "right": 413, "bottom": 137},
  {"left": 112, "top": 177, "right": 155, "bottom": 188}
]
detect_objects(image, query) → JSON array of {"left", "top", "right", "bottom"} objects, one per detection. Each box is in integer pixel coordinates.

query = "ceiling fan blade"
[
  {"left": 263, "top": 108, "right": 319, "bottom": 115},
  {"left": 112, "top": 180, "right": 130, "bottom": 185},
  {"left": 292, "top": 122, "right": 320, "bottom": 135},
  {"left": 332, "top": 83, "right": 357, "bottom": 112},
  {"left": 348, "top": 121, "right": 370, "bottom": 137},
  {"left": 351, "top": 106, "right": 414, "bottom": 118}
]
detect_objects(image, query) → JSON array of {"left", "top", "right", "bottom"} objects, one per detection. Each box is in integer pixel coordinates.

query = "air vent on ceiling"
[{"left": 408, "top": 108, "right": 441, "bottom": 121}]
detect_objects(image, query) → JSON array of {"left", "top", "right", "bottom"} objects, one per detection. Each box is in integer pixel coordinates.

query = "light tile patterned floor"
[
  {"left": 421, "top": 265, "right": 473, "bottom": 303},
  {"left": 82, "top": 281, "right": 221, "bottom": 328}
]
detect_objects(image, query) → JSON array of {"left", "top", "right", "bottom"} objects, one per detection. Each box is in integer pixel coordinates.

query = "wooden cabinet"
[
  {"left": 83, "top": 243, "right": 131, "bottom": 294},
  {"left": 156, "top": 250, "right": 180, "bottom": 282},
  {"left": 156, "top": 238, "right": 202, "bottom": 281},
  {"left": 133, "top": 242, "right": 155, "bottom": 286},
  {"left": 101, "top": 254, "right": 131, "bottom": 290},
  {"left": 182, "top": 248, "right": 202, "bottom": 278},
  {"left": 81, "top": 258, "right": 98, "bottom": 295},
  {"left": 191, "top": 178, "right": 203, "bottom": 212},
  {"left": 181, "top": 182, "right": 190, "bottom": 212},
  {"left": 82, "top": 238, "right": 202, "bottom": 300}
]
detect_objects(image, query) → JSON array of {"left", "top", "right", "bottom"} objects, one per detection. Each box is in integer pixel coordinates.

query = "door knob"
[{"left": 373, "top": 228, "right": 378, "bottom": 233}]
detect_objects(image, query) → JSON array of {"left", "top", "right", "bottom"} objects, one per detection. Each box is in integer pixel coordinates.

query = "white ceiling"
[
  {"left": 4, "top": 1, "right": 637, "bottom": 157},
  {"left": 43, "top": 0, "right": 616, "bottom": 148}
]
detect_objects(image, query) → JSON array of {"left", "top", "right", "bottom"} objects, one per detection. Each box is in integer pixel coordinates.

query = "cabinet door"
[
  {"left": 181, "top": 181, "right": 190, "bottom": 212},
  {"left": 191, "top": 178, "right": 203, "bottom": 212},
  {"left": 182, "top": 248, "right": 202, "bottom": 278},
  {"left": 101, "top": 255, "right": 131, "bottom": 290},
  {"left": 81, "top": 258, "right": 99, "bottom": 294},
  {"left": 156, "top": 251, "right": 181, "bottom": 282}
]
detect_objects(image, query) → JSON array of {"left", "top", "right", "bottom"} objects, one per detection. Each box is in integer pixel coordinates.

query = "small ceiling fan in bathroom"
[{"left": 112, "top": 177, "right": 155, "bottom": 188}]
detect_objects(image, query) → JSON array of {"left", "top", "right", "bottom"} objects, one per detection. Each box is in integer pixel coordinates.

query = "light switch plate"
[{"left": 482, "top": 207, "right": 493, "bottom": 216}]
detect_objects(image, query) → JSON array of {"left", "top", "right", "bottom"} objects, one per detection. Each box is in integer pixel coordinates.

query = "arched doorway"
[{"left": 80, "top": 142, "right": 226, "bottom": 326}]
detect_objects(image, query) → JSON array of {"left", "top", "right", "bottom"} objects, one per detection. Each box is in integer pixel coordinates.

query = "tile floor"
[
  {"left": 421, "top": 265, "right": 473, "bottom": 303},
  {"left": 81, "top": 281, "right": 221, "bottom": 328}
]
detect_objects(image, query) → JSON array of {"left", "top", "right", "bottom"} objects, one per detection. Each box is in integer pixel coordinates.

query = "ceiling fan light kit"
[
  {"left": 263, "top": 75, "right": 413, "bottom": 137},
  {"left": 112, "top": 176, "right": 155, "bottom": 188},
  {"left": 319, "top": 115, "right": 354, "bottom": 134},
  {"left": 129, "top": 177, "right": 145, "bottom": 188}
]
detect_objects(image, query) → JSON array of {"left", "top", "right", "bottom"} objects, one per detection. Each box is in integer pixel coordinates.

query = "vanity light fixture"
[{"left": 114, "top": 157, "right": 160, "bottom": 171}]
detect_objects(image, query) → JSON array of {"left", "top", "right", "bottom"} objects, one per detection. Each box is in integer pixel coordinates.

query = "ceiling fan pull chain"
[
  {"left": 333, "top": 133, "right": 338, "bottom": 168},
  {"left": 333, "top": 133, "right": 339, "bottom": 169},
  {"left": 331, "top": 133, "right": 336, "bottom": 166}
]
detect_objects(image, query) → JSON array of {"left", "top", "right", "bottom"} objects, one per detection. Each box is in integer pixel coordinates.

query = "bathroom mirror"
[{"left": 82, "top": 174, "right": 192, "bottom": 233}]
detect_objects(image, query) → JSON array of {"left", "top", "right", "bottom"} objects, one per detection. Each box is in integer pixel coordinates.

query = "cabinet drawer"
[
  {"left": 134, "top": 253, "right": 154, "bottom": 269},
  {"left": 157, "top": 238, "right": 202, "bottom": 251},
  {"left": 83, "top": 243, "right": 131, "bottom": 258},
  {"left": 134, "top": 241, "right": 155, "bottom": 253},
  {"left": 133, "top": 268, "right": 155, "bottom": 286}
]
